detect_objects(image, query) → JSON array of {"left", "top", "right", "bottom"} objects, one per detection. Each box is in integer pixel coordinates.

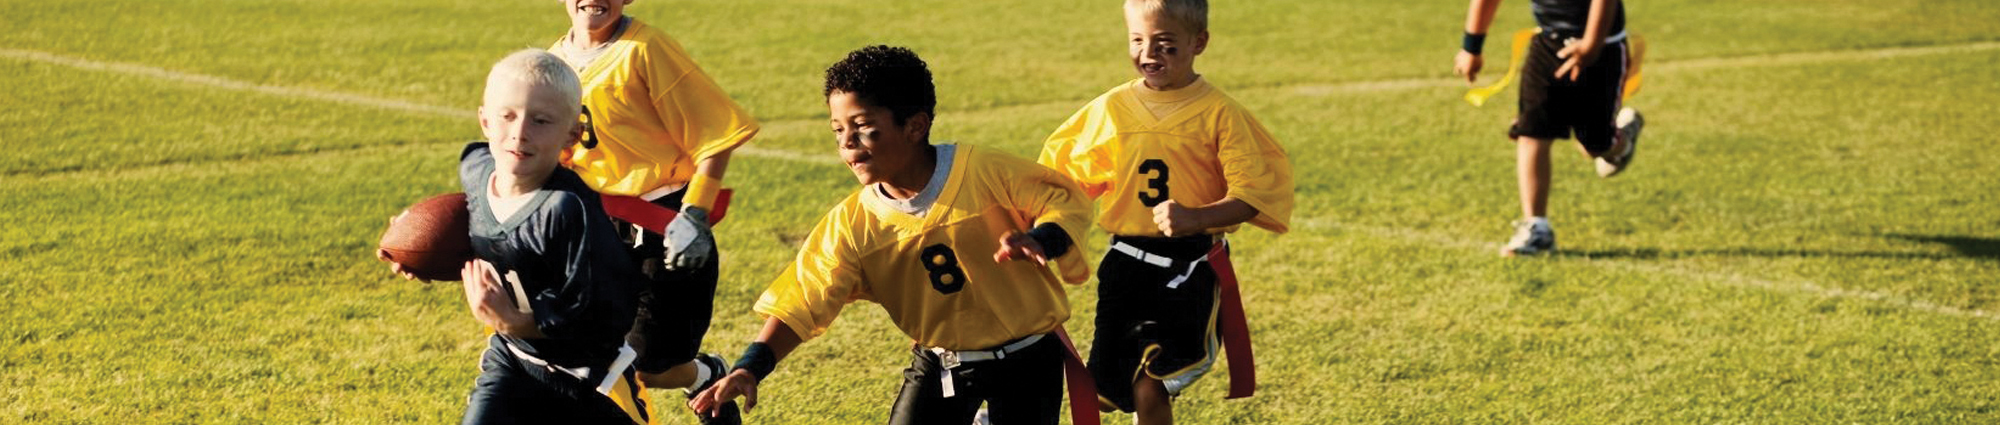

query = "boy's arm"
[
  {"left": 689, "top": 317, "right": 804, "bottom": 416},
  {"left": 1554, "top": 0, "right": 1614, "bottom": 81},
  {"left": 1165, "top": 106, "right": 1293, "bottom": 236},
  {"left": 1455, "top": 0, "right": 1504, "bottom": 84},
  {"left": 994, "top": 160, "right": 1096, "bottom": 283},
  {"left": 1152, "top": 198, "right": 1259, "bottom": 238}
]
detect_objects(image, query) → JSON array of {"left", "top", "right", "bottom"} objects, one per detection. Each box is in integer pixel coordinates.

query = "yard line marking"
[
  {"left": 0, "top": 48, "right": 470, "bottom": 119},
  {"left": 1302, "top": 218, "right": 1999, "bottom": 321},
  {"left": 0, "top": 48, "right": 834, "bottom": 166}
]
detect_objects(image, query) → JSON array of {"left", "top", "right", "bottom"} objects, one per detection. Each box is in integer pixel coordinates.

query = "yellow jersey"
[
  {"left": 553, "top": 19, "right": 760, "bottom": 197},
  {"left": 1039, "top": 78, "right": 1293, "bottom": 236},
  {"left": 753, "top": 144, "right": 1093, "bottom": 351}
]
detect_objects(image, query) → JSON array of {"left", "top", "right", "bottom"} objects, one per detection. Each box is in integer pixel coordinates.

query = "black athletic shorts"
[
  {"left": 889, "top": 333, "right": 1065, "bottom": 425},
  {"left": 1088, "top": 234, "right": 1222, "bottom": 413},
  {"left": 462, "top": 336, "right": 647, "bottom": 425},
  {"left": 1510, "top": 31, "right": 1630, "bottom": 155},
  {"left": 613, "top": 188, "right": 721, "bottom": 373}
]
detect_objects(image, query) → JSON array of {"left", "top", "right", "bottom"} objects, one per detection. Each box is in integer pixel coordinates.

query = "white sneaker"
[
  {"left": 1596, "top": 107, "right": 1643, "bottom": 178},
  {"left": 1501, "top": 220, "right": 1556, "bottom": 257}
]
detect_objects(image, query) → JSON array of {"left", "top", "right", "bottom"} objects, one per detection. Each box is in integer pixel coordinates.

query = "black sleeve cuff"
[
  {"left": 733, "top": 342, "right": 778, "bottom": 381},
  {"left": 1026, "top": 222, "right": 1073, "bottom": 259}
]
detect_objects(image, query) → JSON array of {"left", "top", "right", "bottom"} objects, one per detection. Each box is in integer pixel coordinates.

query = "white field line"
[
  {"left": 1302, "top": 218, "right": 1999, "bottom": 321},
  {"left": 0, "top": 48, "right": 834, "bottom": 166}
]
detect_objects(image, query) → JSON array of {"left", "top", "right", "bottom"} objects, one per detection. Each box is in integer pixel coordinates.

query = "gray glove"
[{"left": 663, "top": 206, "right": 715, "bottom": 271}]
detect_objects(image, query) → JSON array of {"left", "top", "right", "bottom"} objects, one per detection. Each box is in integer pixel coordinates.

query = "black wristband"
[
  {"left": 1462, "top": 32, "right": 1487, "bottom": 55},
  {"left": 733, "top": 342, "right": 778, "bottom": 381},
  {"left": 1026, "top": 222, "right": 1073, "bottom": 259}
]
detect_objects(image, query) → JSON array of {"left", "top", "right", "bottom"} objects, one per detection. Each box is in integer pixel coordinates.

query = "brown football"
[{"left": 377, "top": 193, "right": 473, "bottom": 281}]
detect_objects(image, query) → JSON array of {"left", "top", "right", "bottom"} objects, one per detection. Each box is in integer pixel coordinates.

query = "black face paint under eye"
[{"left": 1163, "top": 46, "right": 1178, "bottom": 56}]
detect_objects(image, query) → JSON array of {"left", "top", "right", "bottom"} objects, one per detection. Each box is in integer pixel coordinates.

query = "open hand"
[
  {"left": 1554, "top": 38, "right": 1601, "bottom": 82},
  {"left": 689, "top": 369, "right": 760, "bottom": 416},
  {"left": 993, "top": 231, "right": 1049, "bottom": 265}
]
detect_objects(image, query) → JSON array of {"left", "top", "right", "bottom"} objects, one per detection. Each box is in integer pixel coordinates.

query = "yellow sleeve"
[
  {"left": 1037, "top": 103, "right": 1117, "bottom": 198},
  {"left": 752, "top": 204, "right": 868, "bottom": 342},
  {"left": 1216, "top": 104, "right": 1294, "bottom": 234},
  {"left": 644, "top": 41, "right": 760, "bottom": 163},
  {"left": 1007, "top": 158, "right": 1097, "bottom": 284}
]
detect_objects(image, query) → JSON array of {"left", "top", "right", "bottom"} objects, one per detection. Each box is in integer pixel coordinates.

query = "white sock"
[
  {"left": 1529, "top": 217, "right": 1550, "bottom": 229},
  {"left": 691, "top": 360, "right": 714, "bottom": 390}
]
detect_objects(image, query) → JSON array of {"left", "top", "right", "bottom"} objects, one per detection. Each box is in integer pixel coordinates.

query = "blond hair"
[
  {"left": 484, "top": 49, "right": 583, "bottom": 118},
  {"left": 1125, "top": 0, "right": 1207, "bottom": 34}
]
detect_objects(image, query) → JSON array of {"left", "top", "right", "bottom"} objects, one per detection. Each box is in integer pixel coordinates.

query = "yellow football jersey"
[
  {"left": 554, "top": 19, "right": 760, "bottom": 197},
  {"left": 1039, "top": 78, "right": 1293, "bottom": 236},
  {"left": 754, "top": 144, "right": 1093, "bottom": 351}
]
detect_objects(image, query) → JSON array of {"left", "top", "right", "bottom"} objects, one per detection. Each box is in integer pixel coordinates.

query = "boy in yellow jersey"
[
  {"left": 546, "top": 1, "right": 760, "bottom": 423},
  {"left": 688, "top": 46, "right": 1096, "bottom": 425},
  {"left": 1037, "top": 1, "right": 1293, "bottom": 424}
]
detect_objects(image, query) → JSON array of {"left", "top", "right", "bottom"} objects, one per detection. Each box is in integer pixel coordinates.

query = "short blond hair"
[
  {"left": 1125, "top": 0, "right": 1207, "bottom": 34},
  {"left": 484, "top": 49, "right": 583, "bottom": 118}
]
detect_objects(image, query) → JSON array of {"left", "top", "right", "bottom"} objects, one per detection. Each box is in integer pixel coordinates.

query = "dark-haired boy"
[{"left": 689, "top": 45, "right": 1096, "bottom": 425}]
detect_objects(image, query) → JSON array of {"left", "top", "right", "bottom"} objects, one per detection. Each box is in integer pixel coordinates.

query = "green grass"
[{"left": 4, "top": 0, "right": 2000, "bottom": 423}]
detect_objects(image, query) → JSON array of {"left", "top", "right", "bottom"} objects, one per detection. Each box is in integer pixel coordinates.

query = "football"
[{"left": 377, "top": 193, "right": 473, "bottom": 281}]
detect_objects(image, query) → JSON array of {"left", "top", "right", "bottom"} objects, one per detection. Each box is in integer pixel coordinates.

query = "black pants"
[
  {"left": 462, "top": 336, "right": 645, "bottom": 425},
  {"left": 888, "top": 334, "right": 1065, "bottom": 425},
  {"left": 1089, "top": 235, "right": 1221, "bottom": 413},
  {"left": 615, "top": 190, "right": 722, "bottom": 373}
]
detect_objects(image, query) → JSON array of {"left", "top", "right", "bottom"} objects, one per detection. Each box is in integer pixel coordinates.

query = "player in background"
[
  {"left": 1037, "top": 1, "right": 1295, "bottom": 424},
  {"left": 1455, "top": 0, "right": 1646, "bottom": 256},
  {"left": 546, "top": 1, "right": 760, "bottom": 422}
]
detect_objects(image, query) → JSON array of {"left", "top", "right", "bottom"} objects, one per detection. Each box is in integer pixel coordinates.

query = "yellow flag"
[{"left": 1464, "top": 28, "right": 1541, "bottom": 107}]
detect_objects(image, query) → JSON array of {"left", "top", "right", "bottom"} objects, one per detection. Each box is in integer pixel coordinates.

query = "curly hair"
[{"left": 823, "top": 45, "right": 936, "bottom": 126}]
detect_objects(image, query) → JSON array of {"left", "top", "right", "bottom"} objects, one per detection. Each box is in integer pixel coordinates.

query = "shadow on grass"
[{"left": 1553, "top": 234, "right": 2000, "bottom": 263}]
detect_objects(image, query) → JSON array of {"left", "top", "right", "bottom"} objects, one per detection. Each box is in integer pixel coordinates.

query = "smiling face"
[
  {"left": 562, "top": 0, "right": 632, "bottom": 33},
  {"left": 1125, "top": 4, "right": 1208, "bottom": 90},
  {"left": 827, "top": 90, "right": 930, "bottom": 188},
  {"left": 480, "top": 79, "right": 582, "bottom": 182}
]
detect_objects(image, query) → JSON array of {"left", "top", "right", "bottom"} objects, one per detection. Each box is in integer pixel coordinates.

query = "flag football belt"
[
  {"left": 928, "top": 333, "right": 1046, "bottom": 398},
  {"left": 1109, "top": 239, "right": 1220, "bottom": 289},
  {"left": 504, "top": 341, "right": 640, "bottom": 396}
]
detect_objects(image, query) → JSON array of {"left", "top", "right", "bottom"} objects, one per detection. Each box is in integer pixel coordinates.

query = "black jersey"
[
  {"left": 459, "top": 143, "right": 643, "bottom": 368},
  {"left": 1531, "top": 0, "right": 1626, "bottom": 39}
]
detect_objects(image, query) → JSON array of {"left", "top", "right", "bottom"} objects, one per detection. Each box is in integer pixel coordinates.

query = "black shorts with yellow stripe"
[
  {"left": 1087, "top": 234, "right": 1221, "bottom": 413},
  {"left": 462, "top": 335, "right": 650, "bottom": 425}
]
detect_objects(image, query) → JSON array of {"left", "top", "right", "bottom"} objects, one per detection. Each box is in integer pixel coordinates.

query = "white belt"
[
  {"left": 1110, "top": 238, "right": 1227, "bottom": 289},
  {"left": 926, "top": 333, "right": 1046, "bottom": 398},
  {"left": 505, "top": 342, "right": 639, "bottom": 396}
]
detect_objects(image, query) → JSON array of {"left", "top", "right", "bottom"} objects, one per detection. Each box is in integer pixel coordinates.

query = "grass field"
[{"left": 4, "top": 0, "right": 1999, "bottom": 423}]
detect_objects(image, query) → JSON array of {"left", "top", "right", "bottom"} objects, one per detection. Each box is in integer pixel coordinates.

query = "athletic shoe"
[
  {"left": 1596, "top": 107, "right": 1643, "bottom": 178},
  {"left": 1500, "top": 220, "right": 1556, "bottom": 257},
  {"left": 687, "top": 353, "right": 742, "bottom": 425}
]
